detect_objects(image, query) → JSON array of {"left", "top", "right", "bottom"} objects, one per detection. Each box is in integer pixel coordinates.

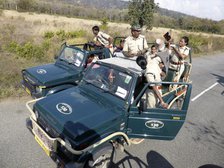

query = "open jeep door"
[{"left": 127, "top": 82, "right": 192, "bottom": 140}]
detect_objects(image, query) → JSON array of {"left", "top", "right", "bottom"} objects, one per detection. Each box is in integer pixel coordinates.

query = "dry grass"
[
  {"left": 0, "top": 52, "right": 44, "bottom": 99},
  {"left": 2, "top": 10, "right": 224, "bottom": 43},
  {"left": 0, "top": 9, "right": 224, "bottom": 99}
]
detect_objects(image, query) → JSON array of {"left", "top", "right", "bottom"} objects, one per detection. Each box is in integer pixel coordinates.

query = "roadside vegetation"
[
  {"left": 0, "top": 8, "right": 224, "bottom": 99},
  {"left": 1, "top": 0, "right": 224, "bottom": 35}
]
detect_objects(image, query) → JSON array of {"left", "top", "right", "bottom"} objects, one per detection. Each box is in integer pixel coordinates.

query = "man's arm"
[
  {"left": 107, "top": 37, "right": 113, "bottom": 47},
  {"left": 172, "top": 47, "right": 188, "bottom": 59},
  {"left": 152, "top": 86, "right": 168, "bottom": 109}
]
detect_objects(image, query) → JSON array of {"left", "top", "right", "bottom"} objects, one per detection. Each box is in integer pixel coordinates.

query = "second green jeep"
[{"left": 21, "top": 43, "right": 111, "bottom": 98}]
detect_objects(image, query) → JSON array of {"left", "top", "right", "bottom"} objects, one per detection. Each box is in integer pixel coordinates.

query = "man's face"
[
  {"left": 151, "top": 47, "right": 157, "bottom": 54},
  {"left": 92, "top": 29, "right": 99, "bottom": 36},
  {"left": 179, "top": 38, "right": 186, "bottom": 47},
  {"left": 131, "top": 30, "right": 141, "bottom": 38},
  {"left": 87, "top": 56, "right": 94, "bottom": 63}
]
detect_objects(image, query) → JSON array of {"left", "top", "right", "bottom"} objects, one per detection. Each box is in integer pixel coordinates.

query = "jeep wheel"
[{"left": 85, "top": 143, "right": 116, "bottom": 168}]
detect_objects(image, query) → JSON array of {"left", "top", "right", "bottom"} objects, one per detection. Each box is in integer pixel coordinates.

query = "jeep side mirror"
[{"left": 139, "top": 98, "right": 147, "bottom": 112}]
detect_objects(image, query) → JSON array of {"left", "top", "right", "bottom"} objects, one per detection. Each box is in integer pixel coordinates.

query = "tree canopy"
[{"left": 128, "top": 0, "right": 155, "bottom": 29}]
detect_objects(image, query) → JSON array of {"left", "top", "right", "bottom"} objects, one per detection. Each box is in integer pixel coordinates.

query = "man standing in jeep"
[
  {"left": 92, "top": 25, "right": 114, "bottom": 54},
  {"left": 169, "top": 36, "right": 190, "bottom": 83},
  {"left": 123, "top": 24, "right": 148, "bottom": 58}
]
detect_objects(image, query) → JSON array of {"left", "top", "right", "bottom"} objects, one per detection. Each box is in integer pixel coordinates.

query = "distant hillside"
[
  {"left": 43, "top": 0, "right": 192, "bottom": 18},
  {"left": 157, "top": 8, "right": 190, "bottom": 19},
  {"left": 43, "top": 0, "right": 128, "bottom": 9}
]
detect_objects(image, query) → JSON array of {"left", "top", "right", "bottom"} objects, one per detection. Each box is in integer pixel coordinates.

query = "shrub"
[
  {"left": 16, "top": 42, "right": 45, "bottom": 59},
  {"left": 6, "top": 42, "right": 45, "bottom": 60},
  {"left": 66, "top": 30, "right": 86, "bottom": 38},
  {"left": 44, "top": 31, "right": 54, "bottom": 39},
  {"left": 6, "top": 41, "right": 19, "bottom": 53},
  {"left": 41, "top": 40, "right": 51, "bottom": 51},
  {"left": 56, "top": 29, "right": 66, "bottom": 40},
  {"left": 100, "top": 17, "right": 109, "bottom": 31}
]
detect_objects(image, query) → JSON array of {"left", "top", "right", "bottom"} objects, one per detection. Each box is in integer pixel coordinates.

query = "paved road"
[{"left": 0, "top": 53, "right": 224, "bottom": 168}]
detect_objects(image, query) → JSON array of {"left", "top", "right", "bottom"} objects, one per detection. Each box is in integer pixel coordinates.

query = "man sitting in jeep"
[{"left": 145, "top": 56, "right": 168, "bottom": 109}]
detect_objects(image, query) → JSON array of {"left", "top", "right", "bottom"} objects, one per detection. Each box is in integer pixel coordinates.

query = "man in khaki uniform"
[
  {"left": 92, "top": 25, "right": 113, "bottom": 54},
  {"left": 145, "top": 57, "right": 168, "bottom": 108},
  {"left": 123, "top": 24, "right": 148, "bottom": 58},
  {"left": 169, "top": 36, "right": 190, "bottom": 83}
]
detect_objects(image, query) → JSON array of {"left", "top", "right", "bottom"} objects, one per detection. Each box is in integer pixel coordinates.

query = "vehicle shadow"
[
  {"left": 211, "top": 73, "right": 224, "bottom": 95},
  {"left": 185, "top": 120, "right": 224, "bottom": 150},
  {"left": 198, "top": 164, "right": 223, "bottom": 168},
  {"left": 113, "top": 150, "right": 173, "bottom": 168}
]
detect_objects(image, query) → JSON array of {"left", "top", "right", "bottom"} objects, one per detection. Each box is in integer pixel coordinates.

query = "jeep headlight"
[
  {"left": 34, "top": 109, "right": 39, "bottom": 119},
  {"left": 36, "top": 86, "right": 46, "bottom": 93},
  {"left": 36, "top": 86, "right": 42, "bottom": 93}
]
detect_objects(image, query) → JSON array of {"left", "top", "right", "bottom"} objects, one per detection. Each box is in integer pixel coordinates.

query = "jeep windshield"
[
  {"left": 83, "top": 63, "right": 133, "bottom": 100},
  {"left": 59, "top": 47, "right": 84, "bottom": 67}
]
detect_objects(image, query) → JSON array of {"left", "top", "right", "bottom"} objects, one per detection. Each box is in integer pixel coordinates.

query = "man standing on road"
[
  {"left": 123, "top": 24, "right": 148, "bottom": 58},
  {"left": 92, "top": 25, "right": 113, "bottom": 54}
]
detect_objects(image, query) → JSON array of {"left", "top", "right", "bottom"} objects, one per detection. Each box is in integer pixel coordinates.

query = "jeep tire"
[{"left": 85, "top": 143, "right": 116, "bottom": 168}]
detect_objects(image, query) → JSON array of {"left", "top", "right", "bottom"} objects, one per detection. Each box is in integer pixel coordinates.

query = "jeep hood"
[
  {"left": 35, "top": 87, "right": 122, "bottom": 149},
  {"left": 24, "top": 63, "right": 79, "bottom": 86}
]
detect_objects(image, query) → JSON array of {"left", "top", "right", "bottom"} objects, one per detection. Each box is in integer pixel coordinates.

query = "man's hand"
[
  {"left": 95, "top": 41, "right": 102, "bottom": 46},
  {"left": 105, "top": 45, "right": 112, "bottom": 48},
  {"left": 161, "top": 102, "right": 168, "bottom": 109},
  {"left": 128, "top": 52, "right": 137, "bottom": 57},
  {"left": 136, "top": 49, "right": 147, "bottom": 56}
]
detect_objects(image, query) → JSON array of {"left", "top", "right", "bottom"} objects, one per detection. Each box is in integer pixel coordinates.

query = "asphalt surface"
[{"left": 0, "top": 53, "right": 224, "bottom": 168}]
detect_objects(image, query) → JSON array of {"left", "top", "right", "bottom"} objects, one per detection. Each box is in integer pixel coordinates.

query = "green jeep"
[
  {"left": 26, "top": 57, "right": 192, "bottom": 168},
  {"left": 21, "top": 43, "right": 111, "bottom": 98}
]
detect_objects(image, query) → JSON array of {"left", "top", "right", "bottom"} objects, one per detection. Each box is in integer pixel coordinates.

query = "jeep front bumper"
[{"left": 26, "top": 118, "right": 85, "bottom": 168}]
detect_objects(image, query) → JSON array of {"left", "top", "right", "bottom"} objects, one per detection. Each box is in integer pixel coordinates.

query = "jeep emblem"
[
  {"left": 37, "top": 69, "right": 47, "bottom": 74},
  {"left": 145, "top": 120, "right": 164, "bottom": 129},
  {"left": 56, "top": 103, "right": 72, "bottom": 115}
]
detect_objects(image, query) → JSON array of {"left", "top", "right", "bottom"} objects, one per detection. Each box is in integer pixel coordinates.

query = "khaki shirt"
[
  {"left": 170, "top": 46, "right": 190, "bottom": 63},
  {"left": 94, "top": 31, "right": 111, "bottom": 46},
  {"left": 145, "top": 61, "right": 162, "bottom": 84},
  {"left": 123, "top": 35, "right": 148, "bottom": 55},
  {"left": 145, "top": 51, "right": 162, "bottom": 65}
]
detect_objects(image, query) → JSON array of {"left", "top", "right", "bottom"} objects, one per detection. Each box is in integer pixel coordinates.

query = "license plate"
[
  {"left": 33, "top": 124, "right": 56, "bottom": 156},
  {"left": 25, "top": 87, "right": 31, "bottom": 95},
  {"left": 35, "top": 135, "right": 51, "bottom": 156}
]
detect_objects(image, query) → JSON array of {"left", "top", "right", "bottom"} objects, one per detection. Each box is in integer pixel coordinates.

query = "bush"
[
  {"left": 16, "top": 42, "right": 45, "bottom": 59},
  {"left": 56, "top": 29, "right": 66, "bottom": 40},
  {"left": 44, "top": 31, "right": 55, "bottom": 39},
  {"left": 6, "top": 42, "right": 45, "bottom": 59},
  {"left": 66, "top": 30, "right": 86, "bottom": 38},
  {"left": 100, "top": 18, "right": 109, "bottom": 31},
  {"left": 7, "top": 41, "right": 19, "bottom": 53}
]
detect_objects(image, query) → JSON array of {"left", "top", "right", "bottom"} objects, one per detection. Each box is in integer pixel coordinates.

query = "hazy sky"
[{"left": 154, "top": 0, "right": 224, "bottom": 21}]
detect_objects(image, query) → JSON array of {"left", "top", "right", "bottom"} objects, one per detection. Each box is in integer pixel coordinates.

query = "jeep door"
[{"left": 127, "top": 82, "right": 192, "bottom": 140}]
